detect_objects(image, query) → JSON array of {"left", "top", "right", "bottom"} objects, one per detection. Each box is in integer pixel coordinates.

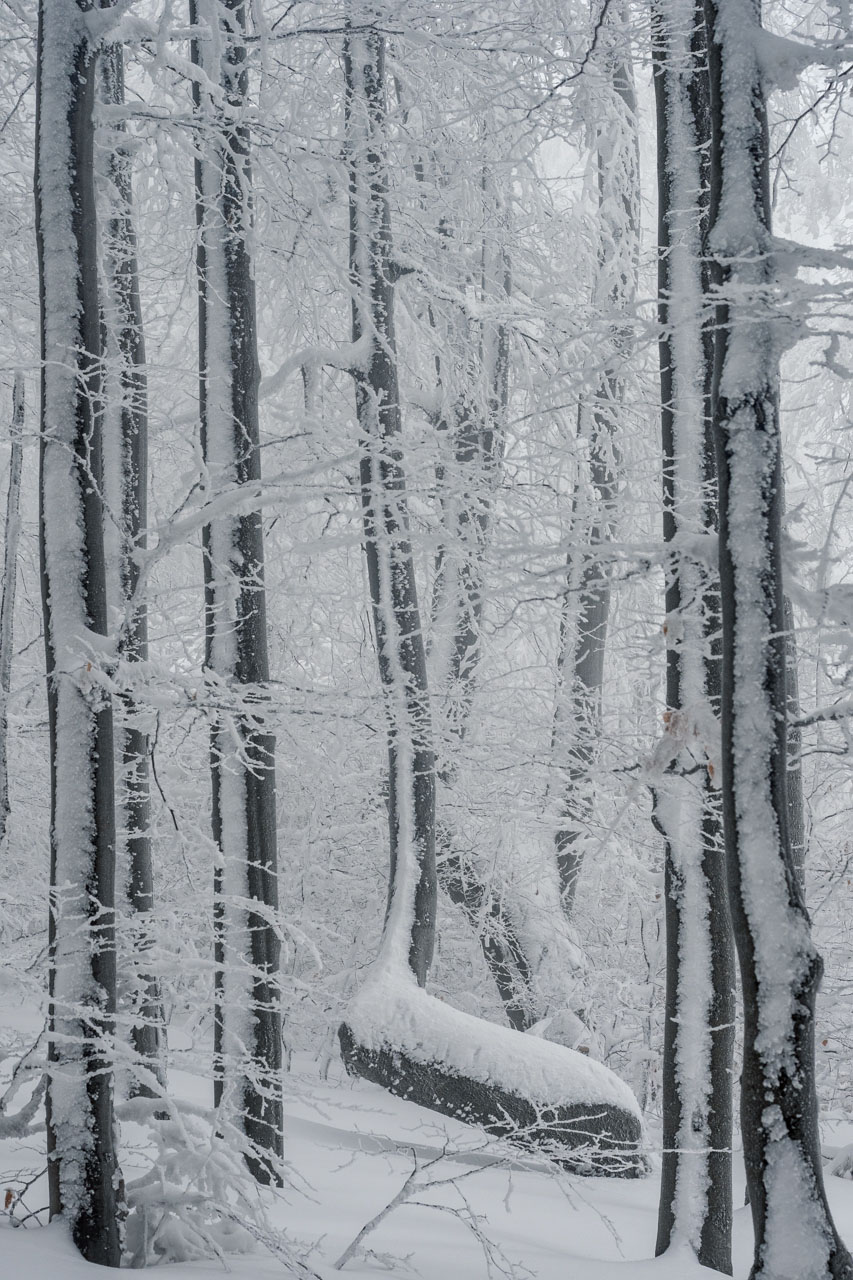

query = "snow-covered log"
[
  {"left": 651, "top": 1, "right": 734, "bottom": 1270},
  {"left": 35, "top": 0, "right": 122, "bottom": 1262},
  {"left": 190, "top": 0, "right": 282, "bottom": 1184},
  {"left": 340, "top": 970, "right": 645, "bottom": 1176},
  {"left": 704, "top": 0, "right": 852, "bottom": 1274}
]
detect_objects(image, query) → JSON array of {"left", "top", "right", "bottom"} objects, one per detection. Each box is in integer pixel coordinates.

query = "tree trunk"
[
  {"left": 652, "top": 2, "right": 734, "bottom": 1269},
  {"left": 98, "top": 35, "right": 165, "bottom": 1097},
  {"left": 343, "top": 26, "right": 436, "bottom": 986},
  {"left": 190, "top": 0, "right": 282, "bottom": 1184},
  {"left": 426, "top": 220, "right": 540, "bottom": 1027},
  {"left": 0, "top": 373, "right": 23, "bottom": 853},
  {"left": 704, "top": 2, "right": 852, "bottom": 1274},
  {"left": 552, "top": 2, "right": 639, "bottom": 914},
  {"left": 35, "top": 0, "right": 121, "bottom": 1262}
]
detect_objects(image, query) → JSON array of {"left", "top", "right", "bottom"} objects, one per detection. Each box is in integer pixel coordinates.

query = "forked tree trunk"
[
  {"left": 704, "top": 1, "right": 852, "bottom": 1275},
  {"left": 190, "top": 0, "right": 283, "bottom": 1184},
  {"left": 342, "top": 26, "right": 436, "bottom": 985},
  {"left": 35, "top": 0, "right": 121, "bottom": 1262},
  {"left": 99, "top": 36, "right": 165, "bottom": 1096},
  {"left": 0, "top": 373, "right": 24, "bottom": 852},
  {"left": 552, "top": 2, "right": 639, "bottom": 914},
  {"left": 652, "top": 2, "right": 734, "bottom": 1270}
]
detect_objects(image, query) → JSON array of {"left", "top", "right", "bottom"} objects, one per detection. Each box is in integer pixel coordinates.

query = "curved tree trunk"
[
  {"left": 552, "top": 2, "right": 639, "bottom": 915},
  {"left": 36, "top": 0, "right": 122, "bottom": 1261},
  {"left": 190, "top": 0, "right": 282, "bottom": 1184},
  {"left": 427, "top": 222, "right": 539, "bottom": 1027},
  {"left": 652, "top": 2, "right": 734, "bottom": 1269},
  {"left": 704, "top": 1, "right": 852, "bottom": 1274},
  {"left": 99, "top": 35, "right": 165, "bottom": 1097}
]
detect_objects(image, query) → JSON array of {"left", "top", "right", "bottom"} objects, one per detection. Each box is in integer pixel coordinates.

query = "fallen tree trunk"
[{"left": 340, "top": 976, "right": 644, "bottom": 1176}]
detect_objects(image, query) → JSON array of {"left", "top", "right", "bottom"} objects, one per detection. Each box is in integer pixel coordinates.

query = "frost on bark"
[
  {"left": 551, "top": 1, "right": 639, "bottom": 915},
  {"left": 652, "top": 1, "right": 734, "bottom": 1270},
  {"left": 0, "top": 373, "right": 24, "bottom": 853},
  {"left": 98, "top": 36, "right": 165, "bottom": 1096},
  {"left": 337, "top": 28, "right": 643, "bottom": 1174},
  {"left": 35, "top": 0, "right": 122, "bottom": 1262},
  {"left": 190, "top": 0, "right": 282, "bottom": 1184},
  {"left": 704, "top": 0, "right": 852, "bottom": 1275}
]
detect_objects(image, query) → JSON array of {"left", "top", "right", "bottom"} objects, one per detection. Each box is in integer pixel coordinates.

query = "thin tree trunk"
[
  {"left": 0, "top": 373, "right": 23, "bottom": 852},
  {"left": 343, "top": 26, "right": 436, "bottom": 985},
  {"left": 426, "top": 220, "right": 538, "bottom": 1026},
  {"left": 552, "top": 3, "right": 639, "bottom": 914},
  {"left": 35, "top": 0, "right": 121, "bottom": 1261},
  {"left": 652, "top": 2, "right": 734, "bottom": 1269},
  {"left": 704, "top": 1, "right": 852, "bottom": 1274},
  {"left": 190, "top": 0, "right": 282, "bottom": 1184},
  {"left": 99, "top": 36, "right": 165, "bottom": 1096}
]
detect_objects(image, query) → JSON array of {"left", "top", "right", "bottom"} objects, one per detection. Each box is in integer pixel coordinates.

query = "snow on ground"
[{"left": 3, "top": 1016, "right": 853, "bottom": 1278}]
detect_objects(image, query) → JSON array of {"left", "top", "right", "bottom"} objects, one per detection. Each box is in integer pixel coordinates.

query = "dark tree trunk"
[
  {"left": 704, "top": 1, "right": 852, "bottom": 1275},
  {"left": 35, "top": 0, "right": 121, "bottom": 1262},
  {"left": 339, "top": 1021, "right": 645, "bottom": 1177},
  {"left": 190, "top": 0, "right": 282, "bottom": 1184},
  {"left": 652, "top": 2, "right": 734, "bottom": 1270},
  {"left": 0, "top": 373, "right": 23, "bottom": 852},
  {"left": 98, "top": 35, "right": 165, "bottom": 1096}
]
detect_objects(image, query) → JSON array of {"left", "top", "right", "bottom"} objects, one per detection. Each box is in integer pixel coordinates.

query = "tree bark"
[
  {"left": 98, "top": 34, "right": 165, "bottom": 1097},
  {"left": 704, "top": 1, "right": 852, "bottom": 1274},
  {"left": 190, "top": 0, "right": 282, "bottom": 1184},
  {"left": 35, "top": 0, "right": 121, "bottom": 1261},
  {"left": 652, "top": 2, "right": 734, "bottom": 1270},
  {"left": 0, "top": 373, "right": 23, "bottom": 853}
]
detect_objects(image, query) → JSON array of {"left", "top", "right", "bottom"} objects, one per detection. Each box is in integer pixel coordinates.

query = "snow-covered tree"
[
  {"left": 190, "top": 0, "right": 283, "bottom": 1183},
  {"left": 704, "top": 0, "right": 852, "bottom": 1274},
  {"left": 651, "top": 0, "right": 733, "bottom": 1269},
  {"left": 35, "top": 0, "right": 122, "bottom": 1261}
]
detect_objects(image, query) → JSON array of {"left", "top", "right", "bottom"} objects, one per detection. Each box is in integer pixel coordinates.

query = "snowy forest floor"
[{"left": 3, "top": 993, "right": 853, "bottom": 1278}]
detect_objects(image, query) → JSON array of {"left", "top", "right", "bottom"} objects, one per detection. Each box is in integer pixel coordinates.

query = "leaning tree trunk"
[
  {"left": 0, "top": 373, "right": 24, "bottom": 853},
  {"left": 405, "top": 143, "right": 541, "bottom": 1030},
  {"left": 652, "top": 2, "right": 734, "bottom": 1270},
  {"left": 338, "top": 28, "right": 643, "bottom": 1176},
  {"left": 35, "top": 0, "right": 122, "bottom": 1262},
  {"left": 98, "top": 36, "right": 165, "bottom": 1097},
  {"left": 190, "top": 0, "right": 282, "bottom": 1184},
  {"left": 704, "top": 1, "right": 852, "bottom": 1275},
  {"left": 427, "top": 212, "right": 538, "bottom": 1030},
  {"left": 551, "top": 1, "right": 639, "bottom": 915}
]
